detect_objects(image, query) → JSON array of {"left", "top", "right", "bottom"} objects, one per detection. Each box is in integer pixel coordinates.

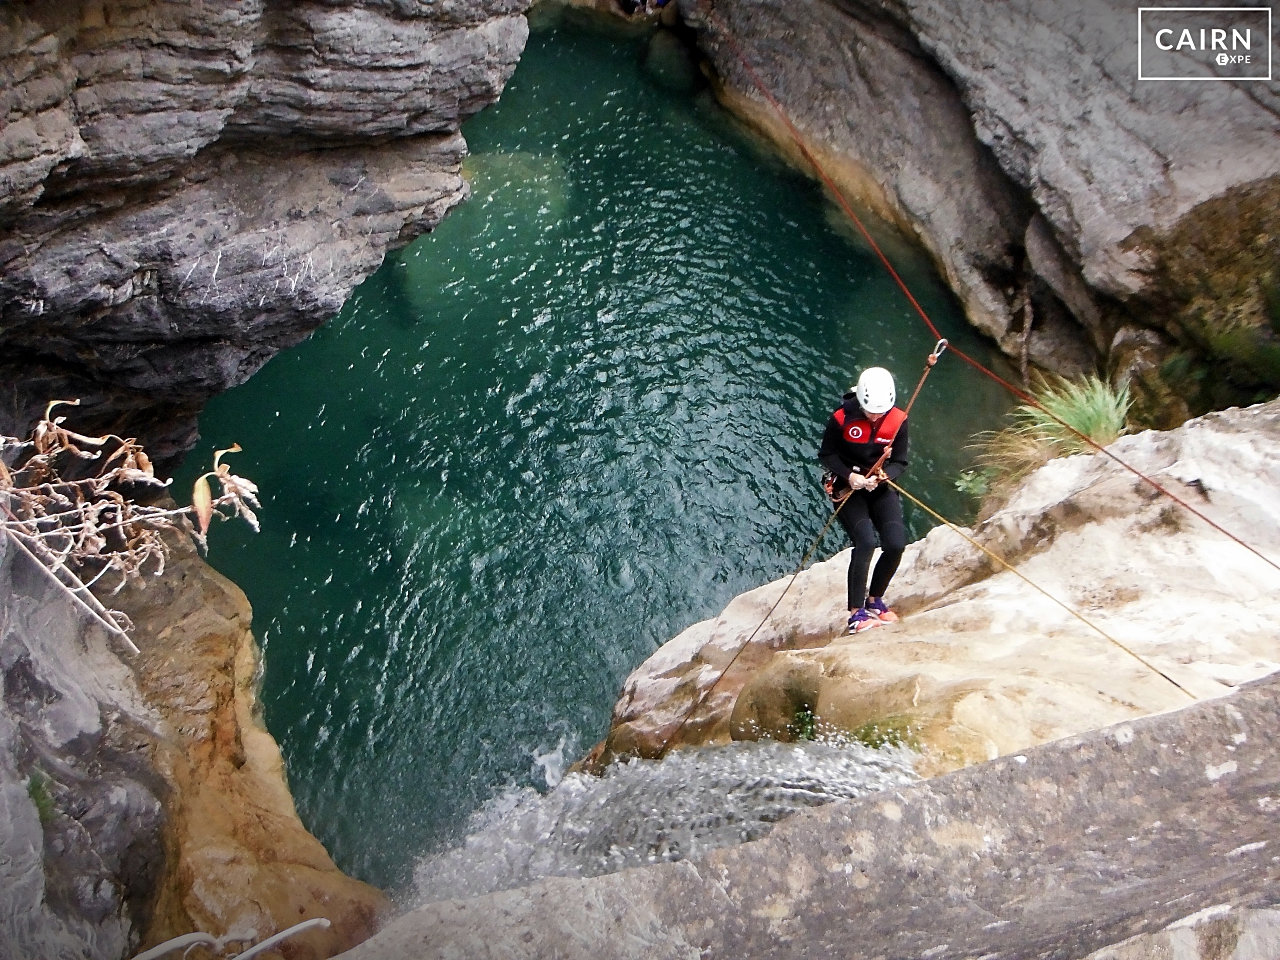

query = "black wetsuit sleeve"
[
  {"left": 883, "top": 417, "right": 909, "bottom": 480},
  {"left": 818, "top": 416, "right": 850, "bottom": 478}
]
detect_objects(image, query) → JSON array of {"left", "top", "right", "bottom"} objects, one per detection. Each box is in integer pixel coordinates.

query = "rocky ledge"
[
  {"left": 587, "top": 397, "right": 1280, "bottom": 772},
  {"left": 340, "top": 673, "right": 1280, "bottom": 959},
  {"left": 0, "top": 0, "right": 529, "bottom": 463},
  {"left": 679, "top": 0, "right": 1280, "bottom": 422},
  {"left": 1, "top": 524, "right": 387, "bottom": 960}
]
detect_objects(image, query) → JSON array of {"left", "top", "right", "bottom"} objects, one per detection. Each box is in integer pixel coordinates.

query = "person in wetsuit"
[{"left": 817, "top": 367, "right": 909, "bottom": 634}]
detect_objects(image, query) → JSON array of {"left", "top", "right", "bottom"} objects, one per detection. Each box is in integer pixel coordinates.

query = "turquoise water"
[{"left": 185, "top": 10, "right": 1011, "bottom": 890}]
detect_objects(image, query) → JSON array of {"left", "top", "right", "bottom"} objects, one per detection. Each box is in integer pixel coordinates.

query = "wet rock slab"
[{"left": 341, "top": 672, "right": 1280, "bottom": 959}]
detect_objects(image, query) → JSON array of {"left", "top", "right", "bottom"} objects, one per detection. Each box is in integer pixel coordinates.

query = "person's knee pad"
[
  {"left": 881, "top": 521, "right": 907, "bottom": 555},
  {"left": 853, "top": 519, "right": 878, "bottom": 551}
]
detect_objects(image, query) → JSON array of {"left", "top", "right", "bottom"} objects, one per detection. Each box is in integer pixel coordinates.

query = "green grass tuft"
[
  {"left": 971, "top": 374, "right": 1132, "bottom": 487},
  {"left": 847, "top": 715, "right": 916, "bottom": 750},
  {"left": 790, "top": 705, "right": 818, "bottom": 742},
  {"left": 955, "top": 466, "right": 998, "bottom": 499},
  {"left": 27, "top": 770, "right": 55, "bottom": 825}
]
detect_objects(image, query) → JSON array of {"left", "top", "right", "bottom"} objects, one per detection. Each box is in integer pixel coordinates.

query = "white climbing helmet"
[{"left": 855, "top": 367, "right": 896, "bottom": 415}]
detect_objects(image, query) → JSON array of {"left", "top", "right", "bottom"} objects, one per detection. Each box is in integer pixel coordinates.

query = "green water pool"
[{"left": 183, "top": 9, "right": 1012, "bottom": 890}]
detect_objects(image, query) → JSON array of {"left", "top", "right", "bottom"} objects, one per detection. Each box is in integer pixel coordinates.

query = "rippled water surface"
[{"left": 187, "top": 11, "right": 1010, "bottom": 889}]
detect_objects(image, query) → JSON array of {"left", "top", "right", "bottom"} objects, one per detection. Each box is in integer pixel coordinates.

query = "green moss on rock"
[{"left": 1127, "top": 176, "right": 1280, "bottom": 412}]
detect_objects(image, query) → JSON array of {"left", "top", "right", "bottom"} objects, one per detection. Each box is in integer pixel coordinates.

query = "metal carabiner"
[{"left": 928, "top": 338, "right": 949, "bottom": 365}]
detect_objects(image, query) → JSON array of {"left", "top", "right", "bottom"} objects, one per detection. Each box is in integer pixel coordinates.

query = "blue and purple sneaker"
[
  {"left": 848, "top": 607, "right": 883, "bottom": 634},
  {"left": 864, "top": 596, "right": 900, "bottom": 623}
]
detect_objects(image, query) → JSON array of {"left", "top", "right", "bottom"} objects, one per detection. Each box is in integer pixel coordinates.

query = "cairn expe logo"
[{"left": 1138, "top": 6, "right": 1272, "bottom": 79}]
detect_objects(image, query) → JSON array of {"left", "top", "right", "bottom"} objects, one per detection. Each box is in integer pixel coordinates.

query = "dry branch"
[{"left": 1, "top": 400, "right": 260, "bottom": 649}]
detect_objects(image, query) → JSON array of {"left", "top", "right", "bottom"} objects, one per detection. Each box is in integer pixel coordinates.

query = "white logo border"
[{"left": 1138, "top": 6, "right": 1273, "bottom": 81}]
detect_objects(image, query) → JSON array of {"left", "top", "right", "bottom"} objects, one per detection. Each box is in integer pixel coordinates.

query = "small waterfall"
[{"left": 412, "top": 740, "right": 915, "bottom": 905}]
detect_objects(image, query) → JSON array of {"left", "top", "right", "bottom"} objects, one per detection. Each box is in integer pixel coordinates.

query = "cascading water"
[{"left": 412, "top": 740, "right": 916, "bottom": 905}]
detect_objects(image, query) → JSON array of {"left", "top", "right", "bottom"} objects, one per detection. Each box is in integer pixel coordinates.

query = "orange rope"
[{"left": 704, "top": 6, "right": 1280, "bottom": 577}]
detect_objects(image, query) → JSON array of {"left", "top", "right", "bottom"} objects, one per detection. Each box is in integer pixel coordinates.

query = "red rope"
[{"left": 707, "top": 8, "right": 1280, "bottom": 576}]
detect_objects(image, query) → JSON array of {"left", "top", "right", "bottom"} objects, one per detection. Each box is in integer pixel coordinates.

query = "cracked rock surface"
[
  {"left": 0, "top": 526, "right": 389, "bottom": 960},
  {"left": 0, "top": 0, "right": 529, "bottom": 464},
  {"left": 339, "top": 671, "right": 1280, "bottom": 959}
]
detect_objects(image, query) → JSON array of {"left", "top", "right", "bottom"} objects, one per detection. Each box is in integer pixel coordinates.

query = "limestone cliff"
[
  {"left": 0, "top": 0, "right": 529, "bottom": 463},
  {"left": 2, "top": 531, "right": 162, "bottom": 960},
  {"left": 1, "top": 525, "right": 387, "bottom": 960},
  {"left": 678, "top": 0, "right": 1280, "bottom": 422}
]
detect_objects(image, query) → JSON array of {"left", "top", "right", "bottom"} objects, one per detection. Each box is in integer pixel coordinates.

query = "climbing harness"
[
  {"left": 654, "top": 341, "right": 945, "bottom": 758},
  {"left": 704, "top": 4, "right": 1280, "bottom": 578}
]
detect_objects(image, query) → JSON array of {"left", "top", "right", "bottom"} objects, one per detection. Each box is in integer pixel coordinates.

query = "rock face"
[
  {"left": 0, "top": 527, "right": 387, "bottom": 960},
  {"left": 588, "top": 397, "right": 1280, "bottom": 775},
  {"left": 0, "top": 0, "right": 529, "bottom": 464},
  {"left": 338, "top": 671, "right": 1280, "bottom": 959},
  {"left": 1083, "top": 909, "right": 1280, "bottom": 960},
  {"left": 680, "top": 0, "right": 1280, "bottom": 420},
  {"left": 111, "top": 529, "right": 390, "bottom": 957},
  {"left": 1, "top": 530, "right": 163, "bottom": 960}
]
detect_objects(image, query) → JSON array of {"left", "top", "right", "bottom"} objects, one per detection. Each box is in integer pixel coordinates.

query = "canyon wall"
[
  {"left": 680, "top": 0, "right": 1280, "bottom": 423},
  {"left": 0, "top": 526, "right": 388, "bottom": 960},
  {"left": 1, "top": 531, "right": 159, "bottom": 960},
  {"left": 0, "top": 0, "right": 529, "bottom": 464},
  {"left": 1, "top": 1, "right": 532, "bottom": 956}
]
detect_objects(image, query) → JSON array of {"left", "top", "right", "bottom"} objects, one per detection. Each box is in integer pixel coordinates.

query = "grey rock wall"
[
  {"left": 682, "top": 0, "right": 1280, "bottom": 415},
  {"left": 0, "top": 0, "right": 529, "bottom": 464},
  {"left": 0, "top": 531, "right": 167, "bottom": 960}
]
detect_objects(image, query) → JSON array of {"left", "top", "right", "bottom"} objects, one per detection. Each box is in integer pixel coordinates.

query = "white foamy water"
[{"left": 412, "top": 740, "right": 915, "bottom": 905}]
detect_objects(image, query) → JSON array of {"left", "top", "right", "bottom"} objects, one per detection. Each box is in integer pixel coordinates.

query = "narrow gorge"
[{"left": 2, "top": 1, "right": 1278, "bottom": 959}]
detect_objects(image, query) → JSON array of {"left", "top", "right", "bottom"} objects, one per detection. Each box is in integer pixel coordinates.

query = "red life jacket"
[{"left": 833, "top": 405, "right": 906, "bottom": 446}]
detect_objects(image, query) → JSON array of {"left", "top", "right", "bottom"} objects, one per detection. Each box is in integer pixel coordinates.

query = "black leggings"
[{"left": 836, "top": 485, "right": 907, "bottom": 610}]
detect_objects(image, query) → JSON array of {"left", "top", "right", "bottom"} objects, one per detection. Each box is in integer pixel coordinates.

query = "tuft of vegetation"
[
  {"left": 790, "top": 705, "right": 818, "bottom": 742},
  {"left": 846, "top": 715, "right": 916, "bottom": 750},
  {"left": 954, "top": 467, "right": 998, "bottom": 499},
  {"left": 27, "top": 770, "right": 56, "bottom": 825},
  {"left": 970, "top": 374, "right": 1132, "bottom": 488}
]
